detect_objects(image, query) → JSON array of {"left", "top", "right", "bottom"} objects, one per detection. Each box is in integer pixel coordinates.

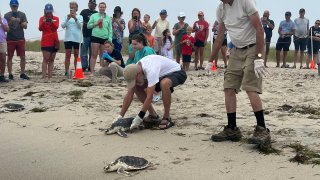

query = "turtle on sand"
[
  {"left": 0, "top": 103, "right": 25, "bottom": 113},
  {"left": 104, "top": 156, "right": 149, "bottom": 176},
  {"left": 99, "top": 117, "right": 136, "bottom": 138}
]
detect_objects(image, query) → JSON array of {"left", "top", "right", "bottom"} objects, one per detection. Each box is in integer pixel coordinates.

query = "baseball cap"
[
  {"left": 123, "top": 64, "right": 139, "bottom": 89},
  {"left": 44, "top": 3, "right": 53, "bottom": 13},
  {"left": 160, "top": 9, "right": 167, "bottom": 15},
  {"left": 88, "top": 0, "right": 96, "bottom": 4},
  {"left": 285, "top": 11, "right": 291, "bottom": 16},
  {"left": 10, "top": 0, "right": 19, "bottom": 6},
  {"left": 198, "top": 11, "right": 204, "bottom": 16},
  {"left": 178, "top": 12, "right": 186, "bottom": 17}
]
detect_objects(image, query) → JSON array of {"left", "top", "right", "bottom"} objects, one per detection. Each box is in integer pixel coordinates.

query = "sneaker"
[
  {"left": 0, "top": 75, "right": 9, "bottom": 83},
  {"left": 20, "top": 73, "right": 30, "bottom": 80},
  {"left": 9, "top": 74, "right": 14, "bottom": 80},
  {"left": 211, "top": 126, "right": 242, "bottom": 142},
  {"left": 247, "top": 125, "right": 271, "bottom": 145}
]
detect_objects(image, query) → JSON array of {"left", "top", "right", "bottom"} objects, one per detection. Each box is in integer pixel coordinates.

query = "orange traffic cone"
[
  {"left": 310, "top": 60, "right": 315, "bottom": 70},
  {"left": 211, "top": 62, "right": 217, "bottom": 71},
  {"left": 73, "top": 57, "right": 85, "bottom": 79}
]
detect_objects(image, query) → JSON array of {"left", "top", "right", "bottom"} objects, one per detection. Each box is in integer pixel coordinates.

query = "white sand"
[{"left": 0, "top": 52, "right": 320, "bottom": 180}]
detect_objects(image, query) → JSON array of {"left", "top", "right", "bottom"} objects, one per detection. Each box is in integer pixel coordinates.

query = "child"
[
  {"left": 161, "top": 29, "right": 173, "bottom": 59},
  {"left": 181, "top": 27, "right": 195, "bottom": 71},
  {"left": 142, "top": 14, "right": 151, "bottom": 33},
  {"left": 144, "top": 25, "right": 155, "bottom": 48}
]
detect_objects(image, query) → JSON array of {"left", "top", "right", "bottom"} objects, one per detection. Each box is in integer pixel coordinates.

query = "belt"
[{"left": 235, "top": 43, "right": 256, "bottom": 50}]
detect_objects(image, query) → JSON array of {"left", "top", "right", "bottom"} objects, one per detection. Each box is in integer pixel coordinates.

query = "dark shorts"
[
  {"left": 294, "top": 36, "right": 307, "bottom": 51},
  {"left": 194, "top": 40, "right": 205, "bottom": 47},
  {"left": 7, "top": 40, "right": 26, "bottom": 57},
  {"left": 155, "top": 69, "right": 187, "bottom": 93},
  {"left": 276, "top": 37, "right": 291, "bottom": 51},
  {"left": 307, "top": 40, "right": 320, "bottom": 55},
  {"left": 182, "top": 55, "right": 191, "bottom": 62},
  {"left": 41, "top": 46, "right": 58, "bottom": 53},
  {"left": 91, "top": 36, "right": 108, "bottom": 45},
  {"left": 64, "top": 41, "right": 80, "bottom": 50},
  {"left": 212, "top": 38, "right": 227, "bottom": 46}
]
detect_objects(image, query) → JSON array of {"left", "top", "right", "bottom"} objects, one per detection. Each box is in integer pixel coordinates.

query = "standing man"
[
  {"left": 276, "top": 11, "right": 295, "bottom": 68},
  {"left": 4, "top": 0, "right": 29, "bottom": 80},
  {"left": 0, "top": 12, "right": 10, "bottom": 82},
  {"left": 210, "top": 0, "right": 269, "bottom": 145},
  {"left": 261, "top": 10, "right": 274, "bottom": 67},
  {"left": 80, "top": 0, "right": 97, "bottom": 72},
  {"left": 193, "top": 11, "right": 209, "bottom": 70},
  {"left": 117, "top": 55, "right": 187, "bottom": 130},
  {"left": 293, "top": 8, "right": 309, "bottom": 69},
  {"left": 152, "top": 9, "right": 170, "bottom": 55}
]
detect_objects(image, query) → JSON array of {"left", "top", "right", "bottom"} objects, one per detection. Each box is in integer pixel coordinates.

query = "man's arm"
[
  {"left": 209, "top": 22, "right": 225, "bottom": 61},
  {"left": 119, "top": 88, "right": 135, "bottom": 117},
  {"left": 140, "top": 86, "right": 155, "bottom": 113},
  {"left": 249, "top": 12, "right": 264, "bottom": 55}
]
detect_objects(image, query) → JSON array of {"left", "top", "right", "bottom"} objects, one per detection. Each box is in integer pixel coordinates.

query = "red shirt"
[
  {"left": 39, "top": 16, "right": 59, "bottom": 47},
  {"left": 145, "top": 34, "right": 155, "bottom": 47},
  {"left": 193, "top": 20, "right": 209, "bottom": 42},
  {"left": 181, "top": 34, "right": 195, "bottom": 55}
]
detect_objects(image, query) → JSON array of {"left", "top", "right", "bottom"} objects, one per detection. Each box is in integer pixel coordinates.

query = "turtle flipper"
[
  {"left": 117, "top": 167, "right": 131, "bottom": 176},
  {"left": 117, "top": 129, "right": 128, "bottom": 138}
]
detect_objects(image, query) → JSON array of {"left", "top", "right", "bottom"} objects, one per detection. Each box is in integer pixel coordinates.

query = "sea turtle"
[
  {"left": 0, "top": 103, "right": 25, "bottom": 113},
  {"left": 99, "top": 117, "right": 135, "bottom": 138},
  {"left": 104, "top": 156, "right": 149, "bottom": 176}
]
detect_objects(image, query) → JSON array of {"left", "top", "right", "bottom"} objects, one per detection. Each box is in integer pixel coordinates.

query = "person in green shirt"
[
  {"left": 128, "top": 33, "right": 155, "bottom": 65},
  {"left": 87, "top": 2, "right": 112, "bottom": 75}
]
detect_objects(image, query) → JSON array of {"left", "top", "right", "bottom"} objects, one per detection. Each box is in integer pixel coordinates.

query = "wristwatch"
[{"left": 256, "top": 53, "right": 262, "bottom": 58}]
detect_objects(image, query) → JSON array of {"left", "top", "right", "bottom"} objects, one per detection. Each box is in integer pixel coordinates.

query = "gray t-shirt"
[
  {"left": 4, "top": 11, "right": 28, "bottom": 41},
  {"left": 216, "top": 0, "right": 257, "bottom": 48},
  {"left": 294, "top": 17, "right": 309, "bottom": 38}
]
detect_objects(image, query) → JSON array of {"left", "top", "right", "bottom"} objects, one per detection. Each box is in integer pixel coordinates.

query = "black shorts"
[
  {"left": 294, "top": 36, "right": 307, "bottom": 51},
  {"left": 155, "top": 69, "right": 187, "bottom": 93},
  {"left": 91, "top": 36, "right": 108, "bottom": 45},
  {"left": 212, "top": 38, "right": 227, "bottom": 46},
  {"left": 276, "top": 37, "right": 291, "bottom": 51},
  {"left": 194, "top": 40, "right": 205, "bottom": 47},
  {"left": 41, "top": 46, "right": 58, "bottom": 53},
  {"left": 182, "top": 55, "right": 191, "bottom": 62},
  {"left": 64, "top": 41, "right": 80, "bottom": 50}
]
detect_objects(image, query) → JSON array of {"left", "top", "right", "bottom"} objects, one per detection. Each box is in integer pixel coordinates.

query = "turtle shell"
[
  {"left": 2, "top": 103, "right": 25, "bottom": 112},
  {"left": 116, "top": 156, "right": 149, "bottom": 170},
  {"left": 111, "top": 117, "right": 134, "bottom": 129}
]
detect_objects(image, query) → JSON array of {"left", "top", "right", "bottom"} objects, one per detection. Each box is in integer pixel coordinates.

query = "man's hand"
[
  {"left": 130, "top": 115, "right": 143, "bottom": 130},
  {"left": 254, "top": 59, "right": 267, "bottom": 78}
]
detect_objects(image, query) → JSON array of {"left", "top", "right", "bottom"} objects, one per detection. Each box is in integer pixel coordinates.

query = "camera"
[
  {"left": 46, "top": 18, "right": 52, "bottom": 22},
  {"left": 133, "top": 16, "right": 138, "bottom": 20}
]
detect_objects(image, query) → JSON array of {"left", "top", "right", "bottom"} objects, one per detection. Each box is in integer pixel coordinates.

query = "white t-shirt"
[
  {"left": 139, "top": 55, "right": 181, "bottom": 87},
  {"left": 294, "top": 17, "right": 309, "bottom": 38},
  {"left": 154, "top": 18, "right": 170, "bottom": 38},
  {"left": 216, "top": 0, "right": 257, "bottom": 48}
]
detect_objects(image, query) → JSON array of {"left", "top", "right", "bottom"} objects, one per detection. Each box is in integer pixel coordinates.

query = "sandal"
[{"left": 157, "top": 118, "right": 174, "bottom": 130}]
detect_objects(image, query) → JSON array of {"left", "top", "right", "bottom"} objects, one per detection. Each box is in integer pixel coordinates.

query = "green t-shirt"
[
  {"left": 87, "top": 13, "right": 113, "bottom": 40},
  {"left": 130, "top": 46, "right": 155, "bottom": 64},
  {"left": 125, "top": 44, "right": 134, "bottom": 66},
  {"left": 173, "top": 23, "right": 189, "bottom": 45}
]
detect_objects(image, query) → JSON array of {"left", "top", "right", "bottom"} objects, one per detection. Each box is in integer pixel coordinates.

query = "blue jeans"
[{"left": 81, "top": 36, "right": 91, "bottom": 69}]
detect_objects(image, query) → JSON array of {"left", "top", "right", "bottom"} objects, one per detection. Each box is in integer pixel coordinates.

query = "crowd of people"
[{"left": 1, "top": 0, "right": 320, "bottom": 146}]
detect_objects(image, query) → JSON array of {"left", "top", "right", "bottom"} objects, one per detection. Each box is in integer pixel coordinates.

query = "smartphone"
[
  {"left": 46, "top": 18, "right": 52, "bottom": 22},
  {"left": 133, "top": 16, "right": 138, "bottom": 20},
  {"left": 113, "top": 14, "right": 116, "bottom": 18}
]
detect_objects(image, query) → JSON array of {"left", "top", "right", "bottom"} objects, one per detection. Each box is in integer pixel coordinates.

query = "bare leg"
[
  {"left": 283, "top": 51, "right": 288, "bottom": 66},
  {"left": 42, "top": 51, "right": 50, "bottom": 79},
  {"left": 134, "top": 84, "right": 158, "bottom": 116},
  {"left": 65, "top": 49, "right": 72, "bottom": 73},
  {"left": 0, "top": 53, "right": 6, "bottom": 75},
  {"left": 20, "top": 56, "right": 26, "bottom": 74},
  {"left": 246, "top": 91, "right": 263, "bottom": 112},
  {"left": 221, "top": 46, "right": 228, "bottom": 67},
  {"left": 90, "top": 43, "right": 100, "bottom": 74},
  {"left": 299, "top": 51, "right": 304, "bottom": 68},
  {"left": 225, "top": 88, "right": 236, "bottom": 113},
  {"left": 276, "top": 50, "right": 280, "bottom": 67},
  {"left": 7, "top": 56, "right": 13, "bottom": 74},
  {"left": 48, "top": 52, "right": 56, "bottom": 79},
  {"left": 158, "top": 78, "right": 173, "bottom": 129},
  {"left": 293, "top": 50, "right": 298, "bottom": 67},
  {"left": 194, "top": 47, "right": 199, "bottom": 69},
  {"left": 74, "top": 49, "right": 79, "bottom": 70},
  {"left": 199, "top": 47, "right": 205, "bottom": 68}
]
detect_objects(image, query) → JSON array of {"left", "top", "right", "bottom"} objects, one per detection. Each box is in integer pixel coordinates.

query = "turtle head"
[{"left": 104, "top": 162, "right": 118, "bottom": 172}]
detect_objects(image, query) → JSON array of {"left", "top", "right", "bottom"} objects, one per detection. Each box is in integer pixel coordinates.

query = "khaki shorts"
[
  {"left": 223, "top": 45, "right": 262, "bottom": 94},
  {"left": 0, "top": 42, "right": 7, "bottom": 53}
]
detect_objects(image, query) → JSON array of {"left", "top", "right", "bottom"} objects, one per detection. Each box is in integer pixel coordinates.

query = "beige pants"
[{"left": 98, "top": 62, "right": 124, "bottom": 83}]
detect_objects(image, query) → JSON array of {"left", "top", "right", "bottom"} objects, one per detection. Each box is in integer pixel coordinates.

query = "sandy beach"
[{"left": 0, "top": 51, "right": 320, "bottom": 180}]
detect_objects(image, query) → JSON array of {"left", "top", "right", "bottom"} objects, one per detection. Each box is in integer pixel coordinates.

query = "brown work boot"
[
  {"left": 248, "top": 125, "right": 271, "bottom": 145},
  {"left": 211, "top": 126, "right": 242, "bottom": 142}
]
